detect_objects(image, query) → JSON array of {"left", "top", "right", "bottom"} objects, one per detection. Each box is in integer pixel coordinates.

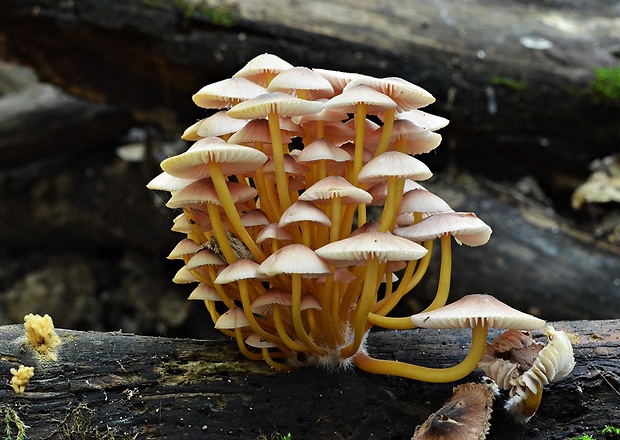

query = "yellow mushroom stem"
[
  {"left": 182, "top": 209, "right": 209, "bottom": 244},
  {"left": 374, "top": 108, "right": 395, "bottom": 156},
  {"left": 291, "top": 274, "right": 327, "bottom": 356},
  {"left": 272, "top": 304, "right": 309, "bottom": 353},
  {"left": 329, "top": 197, "right": 343, "bottom": 242},
  {"left": 319, "top": 276, "right": 338, "bottom": 348},
  {"left": 339, "top": 204, "right": 357, "bottom": 240},
  {"left": 237, "top": 279, "right": 282, "bottom": 344},
  {"left": 233, "top": 328, "right": 263, "bottom": 361},
  {"left": 421, "top": 233, "right": 452, "bottom": 313},
  {"left": 267, "top": 112, "right": 292, "bottom": 212},
  {"left": 253, "top": 170, "right": 279, "bottom": 224},
  {"left": 261, "top": 347, "right": 296, "bottom": 371},
  {"left": 521, "top": 386, "right": 545, "bottom": 417},
  {"left": 353, "top": 324, "right": 488, "bottom": 382},
  {"left": 353, "top": 103, "right": 367, "bottom": 225},
  {"left": 371, "top": 239, "right": 433, "bottom": 316},
  {"left": 205, "top": 266, "right": 237, "bottom": 309},
  {"left": 341, "top": 258, "right": 381, "bottom": 359},
  {"left": 205, "top": 203, "right": 237, "bottom": 263},
  {"left": 378, "top": 176, "right": 405, "bottom": 233},
  {"left": 204, "top": 300, "right": 235, "bottom": 338},
  {"left": 207, "top": 162, "right": 266, "bottom": 262}
]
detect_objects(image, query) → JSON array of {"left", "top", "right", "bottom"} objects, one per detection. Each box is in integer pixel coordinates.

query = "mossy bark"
[{"left": 0, "top": 320, "right": 618, "bottom": 439}]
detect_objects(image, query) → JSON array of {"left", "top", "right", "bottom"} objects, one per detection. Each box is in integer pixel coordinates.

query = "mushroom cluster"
[{"left": 149, "top": 53, "right": 540, "bottom": 380}]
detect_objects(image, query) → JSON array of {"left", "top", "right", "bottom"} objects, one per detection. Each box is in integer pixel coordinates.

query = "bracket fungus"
[{"left": 149, "top": 53, "right": 560, "bottom": 394}]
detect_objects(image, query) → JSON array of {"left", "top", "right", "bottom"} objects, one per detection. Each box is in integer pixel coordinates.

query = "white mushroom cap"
[
  {"left": 257, "top": 244, "right": 332, "bottom": 278},
  {"left": 214, "top": 307, "right": 250, "bottom": 329},
  {"left": 267, "top": 66, "right": 335, "bottom": 99},
  {"left": 233, "top": 53, "right": 294, "bottom": 85},
  {"left": 345, "top": 76, "right": 435, "bottom": 111},
  {"left": 227, "top": 92, "right": 324, "bottom": 119},
  {"left": 256, "top": 223, "right": 294, "bottom": 243},
  {"left": 251, "top": 288, "right": 292, "bottom": 315},
  {"left": 357, "top": 151, "right": 433, "bottom": 183},
  {"left": 324, "top": 84, "right": 397, "bottom": 114},
  {"left": 172, "top": 266, "right": 199, "bottom": 284},
  {"left": 396, "top": 109, "right": 449, "bottom": 131},
  {"left": 192, "top": 78, "right": 267, "bottom": 109},
  {"left": 279, "top": 200, "right": 332, "bottom": 228},
  {"left": 181, "top": 118, "right": 205, "bottom": 141},
  {"left": 299, "top": 175, "right": 372, "bottom": 205},
  {"left": 146, "top": 171, "right": 195, "bottom": 192},
  {"left": 245, "top": 333, "right": 278, "bottom": 348},
  {"left": 398, "top": 188, "right": 453, "bottom": 215},
  {"left": 188, "top": 283, "right": 221, "bottom": 301},
  {"left": 161, "top": 138, "right": 268, "bottom": 180},
  {"left": 313, "top": 68, "right": 364, "bottom": 94},
  {"left": 214, "top": 258, "right": 264, "bottom": 284},
  {"left": 411, "top": 294, "right": 546, "bottom": 330},
  {"left": 197, "top": 111, "right": 248, "bottom": 138},
  {"left": 167, "top": 238, "right": 201, "bottom": 260},
  {"left": 227, "top": 118, "right": 292, "bottom": 145},
  {"left": 315, "top": 231, "right": 428, "bottom": 266},
  {"left": 186, "top": 249, "right": 226, "bottom": 269},
  {"left": 295, "top": 138, "right": 352, "bottom": 164},
  {"left": 166, "top": 178, "right": 258, "bottom": 209},
  {"left": 395, "top": 212, "right": 492, "bottom": 246},
  {"left": 241, "top": 209, "right": 270, "bottom": 227}
]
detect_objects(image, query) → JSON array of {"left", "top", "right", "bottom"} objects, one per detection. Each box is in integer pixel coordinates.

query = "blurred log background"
[{"left": 0, "top": 1, "right": 619, "bottom": 438}]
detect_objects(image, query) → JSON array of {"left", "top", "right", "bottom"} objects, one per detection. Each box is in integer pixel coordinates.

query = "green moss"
[
  {"left": 599, "top": 425, "right": 620, "bottom": 438},
  {"left": 567, "top": 425, "right": 620, "bottom": 440},
  {"left": 56, "top": 403, "right": 136, "bottom": 440},
  {"left": 489, "top": 74, "right": 527, "bottom": 92},
  {"left": 590, "top": 66, "right": 620, "bottom": 101},
  {"left": 174, "top": 0, "right": 239, "bottom": 26},
  {"left": 1, "top": 406, "right": 27, "bottom": 440}
]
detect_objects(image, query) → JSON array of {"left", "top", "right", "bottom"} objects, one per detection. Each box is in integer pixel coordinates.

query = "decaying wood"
[
  {"left": 0, "top": 83, "right": 132, "bottom": 167},
  {"left": 1, "top": 320, "right": 618, "bottom": 439}
]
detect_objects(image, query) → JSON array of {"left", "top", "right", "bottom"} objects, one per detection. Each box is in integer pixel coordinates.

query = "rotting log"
[
  {"left": 0, "top": 0, "right": 618, "bottom": 186},
  {"left": 0, "top": 83, "right": 132, "bottom": 167},
  {"left": 1, "top": 320, "right": 618, "bottom": 439}
]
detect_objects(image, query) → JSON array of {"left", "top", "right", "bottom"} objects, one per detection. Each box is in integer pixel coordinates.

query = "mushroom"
[
  {"left": 161, "top": 138, "right": 269, "bottom": 262},
  {"left": 353, "top": 294, "right": 545, "bottom": 382},
  {"left": 357, "top": 151, "right": 433, "bottom": 232},
  {"left": 324, "top": 84, "right": 398, "bottom": 224},
  {"left": 412, "top": 382, "right": 495, "bottom": 440},
  {"left": 479, "top": 325, "right": 576, "bottom": 423},
  {"left": 315, "top": 231, "right": 428, "bottom": 359},
  {"left": 395, "top": 212, "right": 492, "bottom": 312},
  {"left": 257, "top": 244, "right": 332, "bottom": 356}
]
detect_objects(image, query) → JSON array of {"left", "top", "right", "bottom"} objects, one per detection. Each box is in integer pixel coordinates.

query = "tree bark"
[
  {"left": 0, "top": 0, "right": 618, "bottom": 184},
  {"left": 0, "top": 320, "right": 617, "bottom": 439}
]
